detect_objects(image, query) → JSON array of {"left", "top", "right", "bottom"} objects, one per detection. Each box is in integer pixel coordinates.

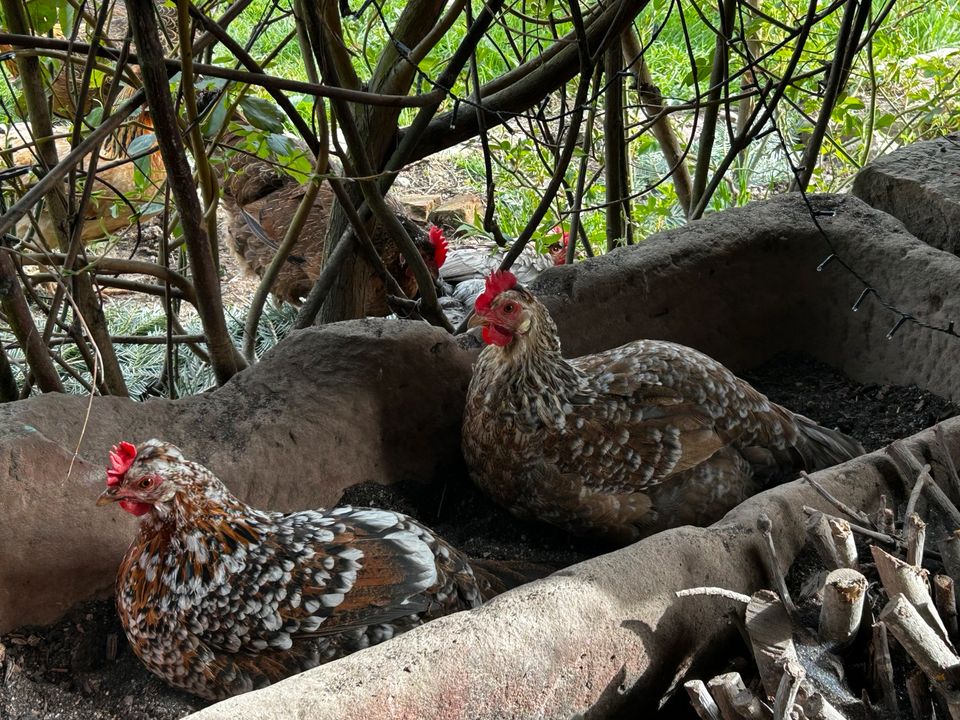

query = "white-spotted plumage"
[{"left": 102, "top": 440, "right": 493, "bottom": 700}]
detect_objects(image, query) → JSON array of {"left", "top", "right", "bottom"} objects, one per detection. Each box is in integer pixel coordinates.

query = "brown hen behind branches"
[
  {"left": 215, "top": 135, "right": 446, "bottom": 313},
  {"left": 96, "top": 440, "right": 537, "bottom": 700},
  {"left": 462, "top": 271, "right": 864, "bottom": 546}
]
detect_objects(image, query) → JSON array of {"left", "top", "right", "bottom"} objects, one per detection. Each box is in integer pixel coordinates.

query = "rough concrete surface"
[
  {"left": 852, "top": 132, "right": 960, "bottom": 255},
  {"left": 536, "top": 193, "right": 960, "bottom": 401}
]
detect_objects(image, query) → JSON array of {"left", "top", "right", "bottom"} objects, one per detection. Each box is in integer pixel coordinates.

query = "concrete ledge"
[{"left": 852, "top": 133, "right": 960, "bottom": 255}]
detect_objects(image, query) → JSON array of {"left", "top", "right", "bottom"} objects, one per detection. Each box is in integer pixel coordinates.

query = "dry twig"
[
  {"left": 906, "top": 513, "right": 927, "bottom": 567},
  {"left": 936, "top": 575, "right": 960, "bottom": 645},
  {"left": 879, "top": 595, "right": 960, "bottom": 698},
  {"left": 757, "top": 513, "right": 799, "bottom": 619},
  {"left": 871, "top": 622, "right": 897, "bottom": 713},
  {"left": 801, "top": 471, "right": 873, "bottom": 526},
  {"left": 872, "top": 545, "right": 949, "bottom": 643}
]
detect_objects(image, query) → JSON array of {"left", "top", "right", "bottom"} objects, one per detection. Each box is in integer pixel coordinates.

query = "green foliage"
[
  {"left": 238, "top": 96, "right": 288, "bottom": 134},
  {"left": 23, "top": 0, "right": 67, "bottom": 34},
  {"left": 2, "top": 301, "right": 298, "bottom": 399}
]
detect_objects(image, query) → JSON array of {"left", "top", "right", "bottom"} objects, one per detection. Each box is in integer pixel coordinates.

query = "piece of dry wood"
[
  {"left": 872, "top": 545, "right": 931, "bottom": 607},
  {"left": 685, "top": 679, "right": 723, "bottom": 720},
  {"left": 744, "top": 591, "right": 845, "bottom": 719},
  {"left": 799, "top": 570, "right": 829, "bottom": 605},
  {"left": 871, "top": 622, "right": 898, "bottom": 714},
  {"left": 819, "top": 568, "right": 866, "bottom": 647},
  {"left": 875, "top": 495, "right": 897, "bottom": 535},
  {"left": 746, "top": 590, "right": 799, "bottom": 700},
  {"left": 871, "top": 545, "right": 950, "bottom": 643},
  {"left": 906, "top": 669, "right": 932, "bottom": 720},
  {"left": 886, "top": 440, "right": 923, "bottom": 488},
  {"left": 773, "top": 658, "right": 804, "bottom": 720},
  {"left": 757, "top": 513, "right": 799, "bottom": 618},
  {"left": 708, "top": 672, "right": 751, "bottom": 720},
  {"left": 803, "top": 505, "right": 942, "bottom": 561},
  {"left": 887, "top": 443, "right": 960, "bottom": 530},
  {"left": 676, "top": 587, "right": 752, "bottom": 604},
  {"left": 806, "top": 511, "right": 841, "bottom": 570},
  {"left": 829, "top": 518, "right": 859, "bottom": 570},
  {"left": 880, "top": 594, "right": 960, "bottom": 691},
  {"left": 795, "top": 685, "right": 849, "bottom": 720},
  {"left": 732, "top": 689, "right": 772, "bottom": 720},
  {"left": 942, "top": 532, "right": 960, "bottom": 587},
  {"left": 936, "top": 423, "right": 960, "bottom": 503},
  {"left": 906, "top": 513, "right": 927, "bottom": 568},
  {"left": 801, "top": 471, "right": 872, "bottom": 526},
  {"left": 936, "top": 575, "right": 960, "bottom": 645},
  {"left": 905, "top": 471, "right": 928, "bottom": 524}
]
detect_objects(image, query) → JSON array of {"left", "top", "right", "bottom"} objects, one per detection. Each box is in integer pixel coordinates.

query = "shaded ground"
[
  {"left": 742, "top": 353, "right": 960, "bottom": 452},
  {"left": 1, "top": 352, "right": 957, "bottom": 720}
]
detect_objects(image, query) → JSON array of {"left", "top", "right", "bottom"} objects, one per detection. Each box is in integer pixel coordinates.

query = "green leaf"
[
  {"left": 55, "top": 0, "right": 73, "bottom": 39},
  {"left": 24, "top": 0, "right": 64, "bottom": 34},
  {"left": 874, "top": 113, "right": 896, "bottom": 131},
  {"left": 86, "top": 106, "right": 103, "bottom": 127},
  {"left": 202, "top": 96, "right": 228, "bottom": 137},
  {"left": 194, "top": 76, "right": 227, "bottom": 92},
  {"left": 265, "top": 132, "right": 297, "bottom": 157},
  {"left": 238, "top": 96, "right": 286, "bottom": 133},
  {"left": 127, "top": 133, "right": 157, "bottom": 181},
  {"left": 138, "top": 202, "right": 166, "bottom": 217}
]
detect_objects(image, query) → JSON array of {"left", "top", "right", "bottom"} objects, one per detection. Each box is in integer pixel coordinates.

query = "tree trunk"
[{"left": 307, "top": 0, "right": 445, "bottom": 323}]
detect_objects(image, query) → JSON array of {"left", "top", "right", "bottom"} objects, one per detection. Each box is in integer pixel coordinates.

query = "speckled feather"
[
  {"left": 111, "top": 441, "right": 487, "bottom": 700},
  {"left": 462, "top": 285, "right": 864, "bottom": 544}
]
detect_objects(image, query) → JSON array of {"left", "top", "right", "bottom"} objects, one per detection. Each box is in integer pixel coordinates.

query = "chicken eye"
[
  {"left": 503, "top": 302, "right": 516, "bottom": 314},
  {"left": 138, "top": 476, "right": 154, "bottom": 489}
]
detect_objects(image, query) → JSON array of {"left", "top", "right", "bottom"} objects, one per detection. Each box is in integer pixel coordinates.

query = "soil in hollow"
[{"left": 1, "top": 352, "right": 956, "bottom": 720}]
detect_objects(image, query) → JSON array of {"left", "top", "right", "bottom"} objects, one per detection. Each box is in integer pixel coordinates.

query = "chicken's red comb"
[
  {"left": 428, "top": 225, "right": 447, "bottom": 267},
  {"left": 551, "top": 224, "right": 570, "bottom": 245},
  {"left": 106, "top": 441, "right": 137, "bottom": 486},
  {"left": 475, "top": 270, "right": 518, "bottom": 314}
]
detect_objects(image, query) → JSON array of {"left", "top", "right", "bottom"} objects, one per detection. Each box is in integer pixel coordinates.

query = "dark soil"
[
  {"left": 2, "top": 352, "right": 957, "bottom": 720},
  {"left": 742, "top": 353, "right": 960, "bottom": 452},
  {"left": 0, "top": 601, "right": 201, "bottom": 720}
]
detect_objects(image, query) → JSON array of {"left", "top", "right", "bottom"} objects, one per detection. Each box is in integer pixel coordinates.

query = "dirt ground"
[{"left": 1, "top": 352, "right": 957, "bottom": 720}]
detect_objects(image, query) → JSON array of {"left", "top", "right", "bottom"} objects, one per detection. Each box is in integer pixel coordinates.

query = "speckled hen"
[
  {"left": 97, "top": 440, "right": 494, "bottom": 700},
  {"left": 462, "top": 271, "right": 865, "bottom": 545}
]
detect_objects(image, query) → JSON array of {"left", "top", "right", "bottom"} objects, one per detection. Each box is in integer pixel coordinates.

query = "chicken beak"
[
  {"left": 96, "top": 486, "right": 121, "bottom": 506},
  {"left": 467, "top": 312, "right": 487, "bottom": 329}
]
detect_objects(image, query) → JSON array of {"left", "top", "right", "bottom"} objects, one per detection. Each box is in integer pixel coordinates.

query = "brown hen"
[
  {"left": 462, "top": 272, "right": 864, "bottom": 545},
  {"left": 97, "top": 440, "right": 512, "bottom": 700},
  {"left": 218, "top": 146, "right": 445, "bottom": 313}
]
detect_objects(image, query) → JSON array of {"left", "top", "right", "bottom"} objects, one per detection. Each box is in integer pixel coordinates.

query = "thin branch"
[
  {"left": 0, "top": 32, "right": 444, "bottom": 108},
  {"left": 0, "top": 251, "right": 63, "bottom": 393},
  {"left": 689, "top": 0, "right": 736, "bottom": 215},
  {"left": 124, "top": 0, "right": 244, "bottom": 383},
  {"left": 792, "top": 0, "right": 871, "bottom": 190}
]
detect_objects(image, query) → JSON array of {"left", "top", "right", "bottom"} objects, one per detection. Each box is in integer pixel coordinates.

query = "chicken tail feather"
[
  {"left": 469, "top": 559, "right": 557, "bottom": 601},
  {"left": 791, "top": 413, "right": 864, "bottom": 470}
]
